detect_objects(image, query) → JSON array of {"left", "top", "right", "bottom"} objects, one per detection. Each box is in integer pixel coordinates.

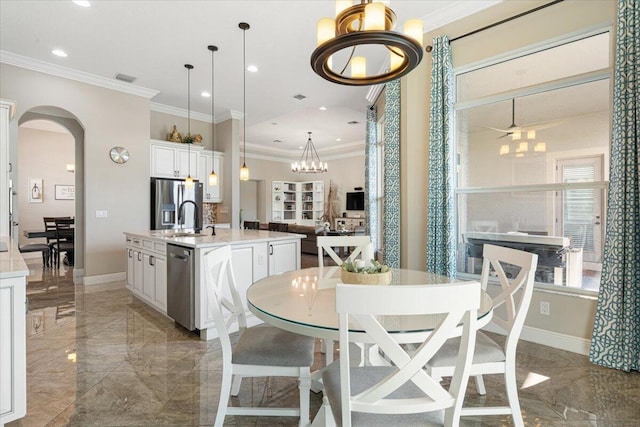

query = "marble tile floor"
[{"left": 9, "top": 258, "right": 640, "bottom": 427}]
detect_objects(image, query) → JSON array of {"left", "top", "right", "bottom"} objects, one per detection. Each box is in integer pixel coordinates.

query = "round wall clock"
[{"left": 109, "top": 146, "right": 130, "bottom": 164}]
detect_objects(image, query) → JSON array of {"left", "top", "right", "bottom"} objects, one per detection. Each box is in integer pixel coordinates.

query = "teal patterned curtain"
[
  {"left": 589, "top": 0, "right": 640, "bottom": 372},
  {"left": 426, "top": 35, "right": 456, "bottom": 277},
  {"left": 365, "top": 105, "right": 378, "bottom": 251},
  {"left": 384, "top": 80, "right": 401, "bottom": 269}
]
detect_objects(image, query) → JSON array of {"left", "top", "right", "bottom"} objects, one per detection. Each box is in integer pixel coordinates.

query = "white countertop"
[
  {"left": 0, "top": 236, "right": 29, "bottom": 279},
  {"left": 124, "top": 228, "right": 304, "bottom": 249}
]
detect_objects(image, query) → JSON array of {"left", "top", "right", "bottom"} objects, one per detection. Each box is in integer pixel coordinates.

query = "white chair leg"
[
  {"left": 324, "top": 340, "right": 334, "bottom": 365},
  {"left": 474, "top": 374, "right": 486, "bottom": 395},
  {"left": 504, "top": 366, "right": 524, "bottom": 427},
  {"left": 231, "top": 374, "right": 242, "bottom": 396},
  {"left": 299, "top": 368, "right": 311, "bottom": 426},
  {"left": 215, "top": 367, "right": 233, "bottom": 427}
]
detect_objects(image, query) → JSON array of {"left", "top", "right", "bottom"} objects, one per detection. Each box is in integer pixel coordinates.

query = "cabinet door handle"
[
  {"left": 138, "top": 252, "right": 142, "bottom": 261},
  {"left": 270, "top": 244, "right": 273, "bottom": 255},
  {"left": 149, "top": 255, "right": 155, "bottom": 266},
  {"left": 128, "top": 249, "right": 132, "bottom": 258}
]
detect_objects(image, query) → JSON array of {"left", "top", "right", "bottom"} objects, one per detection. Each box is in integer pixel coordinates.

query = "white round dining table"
[{"left": 247, "top": 266, "right": 493, "bottom": 343}]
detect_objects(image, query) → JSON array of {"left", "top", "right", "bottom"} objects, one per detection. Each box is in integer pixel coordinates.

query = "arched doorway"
[{"left": 17, "top": 106, "right": 85, "bottom": 275}]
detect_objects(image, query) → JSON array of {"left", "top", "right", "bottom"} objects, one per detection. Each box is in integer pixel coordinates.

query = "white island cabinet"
[
  {"left": 123, "top": 229, "right": 303, "bottom": 340},
  {"left": 0, "top": 237, "right": 28, "bottom": 426}
]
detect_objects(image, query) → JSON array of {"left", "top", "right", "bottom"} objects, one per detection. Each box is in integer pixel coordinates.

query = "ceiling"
[{"left": 0, "top": 0, "right": 500, "bottom": 158}]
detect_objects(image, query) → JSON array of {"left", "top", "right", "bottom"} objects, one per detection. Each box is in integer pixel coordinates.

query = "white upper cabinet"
[
  {"left": 150, "top": 139, "right": 201, "bottom": 179},
  {"left": 198, "top": 150, "right": 224, "bottom": 202}
]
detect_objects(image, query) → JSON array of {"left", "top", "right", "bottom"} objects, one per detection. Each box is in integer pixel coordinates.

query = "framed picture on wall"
[
  {"left": 55, "top": 185, "right": 75, "bottom": 200},
  {"left": 29, "top": 178, "right": 43, "bottom": 203}
]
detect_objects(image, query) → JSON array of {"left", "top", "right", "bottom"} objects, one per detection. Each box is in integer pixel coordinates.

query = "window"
[{"left": 454, "top": 31, "right": 611, "bottom": 293}]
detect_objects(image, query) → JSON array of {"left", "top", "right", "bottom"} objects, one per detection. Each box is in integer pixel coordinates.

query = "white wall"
[
  {"left": 1, "top": 63, "right": 151, "bottom": 281},
  {"left": 17, "top": 126, "right": 75, "bottom": 248}
]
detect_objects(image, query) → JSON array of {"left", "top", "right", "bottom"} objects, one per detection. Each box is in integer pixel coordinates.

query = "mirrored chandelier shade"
[
  {"left": 184, "top": 63, "right": 194, "bottom": 188},
  {"left": 208, "top": 45, "right": 218, "bottom": 186},
  {"left": 311, "top": 0, "right": 424, "bottom": 86},
  {"left": 239, "top": 22, "right": 250, "bottom": 181},
  {"left": 291, "top": 132, "right": 328, "bottom": 173}
]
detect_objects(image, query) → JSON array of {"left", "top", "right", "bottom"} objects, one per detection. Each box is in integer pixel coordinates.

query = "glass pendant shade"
[
  {"left": 240, "top": 163, "right": 250, "bottom": 181},
  {"left": 209, "top": 171, "right": 218, "bottom": 186},
  {"left": 185, "top": 175, "right": 194, "bottom": 188},
  {"left": 351, "top": 56, "right": 366, "bottom": 78},
  {"left": 404, "top": 19, "right": 424, "bottom": 45},
  {"left": 512, "top": 131, "right": 522, "bottom": 141},
  {"left": 317, "top": 17, "right": 335, "bottom": 46},
  {"left": 364, "top": 2, "right": 385, "bottom": 31}
]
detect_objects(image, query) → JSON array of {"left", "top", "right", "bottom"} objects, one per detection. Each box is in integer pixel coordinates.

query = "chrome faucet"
[{"left": 178, "top": 200, "right": 201, "bottom": 234}]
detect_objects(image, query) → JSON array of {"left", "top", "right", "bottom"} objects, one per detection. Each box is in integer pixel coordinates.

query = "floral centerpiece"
[{"left": 340, "top": 259, "right": 392, "bottom": 285}]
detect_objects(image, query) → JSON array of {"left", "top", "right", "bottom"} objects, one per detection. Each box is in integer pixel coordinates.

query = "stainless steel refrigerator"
[{"left": 150, "top": 178, "right": 203, "bottom": 230}]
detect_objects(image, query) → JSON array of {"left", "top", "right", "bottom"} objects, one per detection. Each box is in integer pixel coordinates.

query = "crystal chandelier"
[{"left": 291, "top": 132, "right": 328, "bottom": 173}]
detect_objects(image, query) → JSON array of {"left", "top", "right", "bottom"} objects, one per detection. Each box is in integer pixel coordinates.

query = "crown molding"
[
  {"left": 1, "top": 50, "right": 159, "bottom": 99},
  {"left": 151, "top": 103, "right": 243, "bottom": 123},
  {"left": 421, "top": 0, "right": 502, "bottom": 33}
]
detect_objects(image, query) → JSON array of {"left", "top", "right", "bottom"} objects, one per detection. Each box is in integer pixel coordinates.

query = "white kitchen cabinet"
[
  {"left": 0, "top": 239, "right": 27, "bottom": 426},
  {"left": 150, "top": 139, "right": 201, "bottom": 179},
  {"left": 125, "top": 235, "right": 167, "bottom": 313},
  {"left": 268, "top": 240, "right": 299, "bottom": 275},
  {"left": 198, "top": 150, "right": 224, "bottom": 202}
]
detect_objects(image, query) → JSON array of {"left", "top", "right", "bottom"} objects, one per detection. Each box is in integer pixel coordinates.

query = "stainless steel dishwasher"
[{"left": 167, "top": 244, "right": 195, "bottom": 330}]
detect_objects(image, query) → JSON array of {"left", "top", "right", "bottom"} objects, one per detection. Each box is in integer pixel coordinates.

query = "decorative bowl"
[{"left": 340, "top": 269, "right": 392, "bottom": 286}]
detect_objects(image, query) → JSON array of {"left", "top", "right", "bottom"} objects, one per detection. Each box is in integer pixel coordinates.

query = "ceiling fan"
[{"left": 487, "top": 98, "right": 561, "bottom": 139}]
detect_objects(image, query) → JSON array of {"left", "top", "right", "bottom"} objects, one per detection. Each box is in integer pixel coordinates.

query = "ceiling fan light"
[
  {"left": 511, "top": 131, "right": 521, "bottom": 141},
  {"left": 317, "top": 17, "right": 335, "bottom": 46},
  {"left": 534, "top": 142, "right": 546, "bottom": 152},
  {"left": 404, "top": 19, "right": 424, "bottom": 46},
  {"left": 517, "top": 141, "right": 529, "bottom": 152},
  {"left": 364, "top": 2, "right": 385, "bottom": 31},
  {"left": 499, "top": 144, "right": 510, "bottom": 156},
  {"left": 527, "top": 129, "right": 536, "bottom": 139},
  {"left": 351, "top": 56, "right": 366, "bottom": 78}
]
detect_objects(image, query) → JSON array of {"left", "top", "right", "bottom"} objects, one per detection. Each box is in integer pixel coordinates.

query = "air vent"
[
  {"left": 115, "top": 73, "right": 137, "bottom": 83},
  {"left": 273, "top": 139, "right": 282, "bottom": 143},
  {"left": 293, "top": 94, "right": 307, "bottom": 101},
  {"left": 347, "top": 120, "right": 359, "bottom": 125}
]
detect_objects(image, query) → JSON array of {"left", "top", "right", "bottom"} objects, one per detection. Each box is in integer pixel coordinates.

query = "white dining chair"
[
  {"left": 322, "top": 281, "right": 480, "bottom": 427},
  {"left": 426, "top": 244, "right": 538, "bottom": 427},
  {"left": 317, "top": 235, "right": 372, "bottom": 365},
  {"left": 317, "top": 235, "right": 372, "bottom": 267},
  {"left": 203, "top": 245, "right": 315, "bottom": 427}
]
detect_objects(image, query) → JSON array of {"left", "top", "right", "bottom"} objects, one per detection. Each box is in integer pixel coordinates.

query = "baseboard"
[
  {"left": 82, "top": 272, "right": 126, "bottom": 286},
  {"left": 483, "top": 323, "right": 591, "bottom": 355}
]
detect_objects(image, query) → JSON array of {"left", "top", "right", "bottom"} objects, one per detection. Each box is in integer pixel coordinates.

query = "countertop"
[
  {"left": 0, "top": 236, "right": 29, "bottom": 279},
  {"left": 124, "top": 228, "right": 305, "bottom": 249}
]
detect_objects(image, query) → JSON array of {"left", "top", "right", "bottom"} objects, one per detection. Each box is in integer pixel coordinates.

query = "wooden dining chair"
[
  {"left": 43, "top": 216, "right": 70, "bottom": 256},
  {"left": 243, "top": 220, "right": 260, "bottom": 230},
  {"left": 322, "top": 281, "right": 481, "bottom": 427},
  {"left": 203, "top": 245, "right": 315, "bottom": 427},
  {"left": 268, "top": 221, "right": 289, "bottom": 232},
  {"left": 426, "top": 244, "right": 538, "bottom": 427},
  {"left": 52, "top": 218, "right": 74, "bottom": 268}
]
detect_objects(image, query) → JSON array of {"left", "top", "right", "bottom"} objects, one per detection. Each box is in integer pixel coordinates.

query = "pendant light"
[
  {"left": 184, "top": 63, "right": 194, "bottom": 188},
  {"left": 239, "top": 22, "right": 250, "bottom": 181},
  {"left": 208, "top": 45, "right": 218, "bottom": 186}
]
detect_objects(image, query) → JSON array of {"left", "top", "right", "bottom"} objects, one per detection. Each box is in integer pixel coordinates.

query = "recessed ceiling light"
[
  {"left": 201, "top": 91, "right": 211, "bottom": 97},
  {"left": 72, "top": 0, "right": 91, "bottom": 7},
  {"left": 299, "top": 146, "right": 303, "bottom": 149},
  {"left": 247, "top": 65, "right": 258, "bottom": 72},
  {"left": 271, "top": 122, "right": 278, "bottom": 125},
  {"left": 293, "top": 94, "right": 306, "bottom": 101},
  {"left": 336, "top": 138, "right": 342, "bottom": 142},
  {"left": 51, "top": 49, "right": 68, "bottom": 57},
  {"left": 347, "top": 120, "right": 359, "bottom": 125},
  {"left": 319, "top": 106, "right": 327, "bottom": 111},
  {"left": 273, "top": 139, "right": 281, "bottom": 143}
]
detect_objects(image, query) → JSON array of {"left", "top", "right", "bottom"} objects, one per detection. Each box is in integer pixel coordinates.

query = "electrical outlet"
[
  {"left": 540, "top": 301, "right": 551, "bottom": 316},
  {"left": 95, "top": 210, "right": 108, "bottom": 218}
]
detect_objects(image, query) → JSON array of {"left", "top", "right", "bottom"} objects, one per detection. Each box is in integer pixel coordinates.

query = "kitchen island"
[{"left": 124, "top": 228, "right": 304, "bottom": 340}]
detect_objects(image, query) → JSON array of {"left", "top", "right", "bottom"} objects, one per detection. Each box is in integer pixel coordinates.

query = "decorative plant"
[
  {"left": 342, "top": 259, "right": 390, "bottom": 274},
  {"left": 182, "top": 134, "right": 196, "bottom": 144}
]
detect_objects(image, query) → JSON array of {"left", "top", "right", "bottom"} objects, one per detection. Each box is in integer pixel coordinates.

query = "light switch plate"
[{"left": 96, "top": 210, "right": 108, "bottom": 218}]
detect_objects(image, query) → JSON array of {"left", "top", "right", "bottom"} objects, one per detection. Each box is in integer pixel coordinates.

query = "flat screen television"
[{"left": 346, "top": 191, "right": 365, "bottom": 211}]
